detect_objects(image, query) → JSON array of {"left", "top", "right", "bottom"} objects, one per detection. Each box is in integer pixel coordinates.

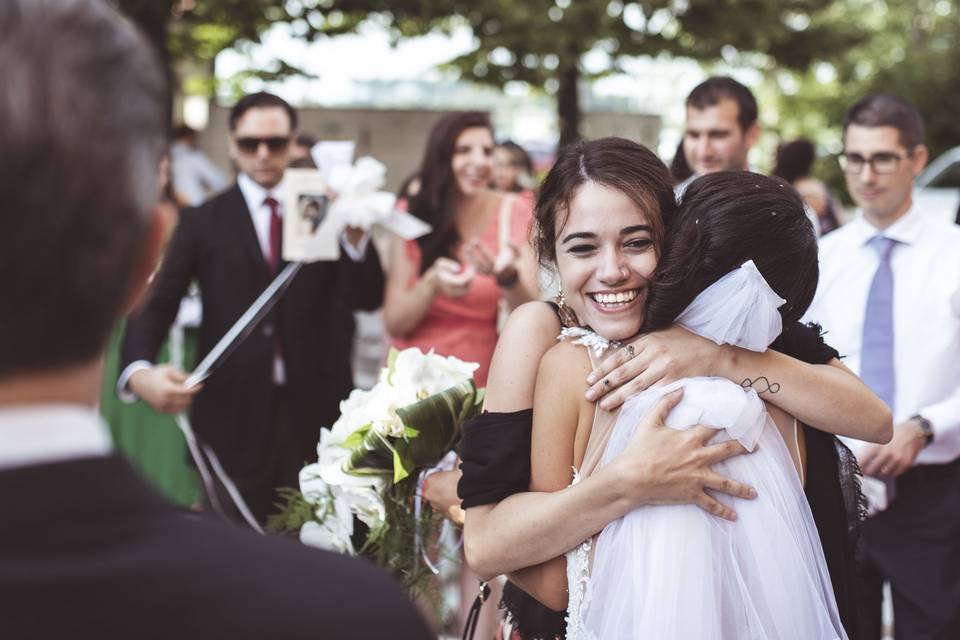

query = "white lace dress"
[{"left": 563, "top": 262, "right": 847, "bottom": 640}]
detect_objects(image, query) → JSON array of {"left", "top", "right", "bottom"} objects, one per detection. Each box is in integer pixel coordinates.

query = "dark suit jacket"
[
  {"left": 0, "top": 455, "right": 431, "bottom": 639},
  {"left": 122, "top": 185, "right": 385, "bottom": 475}
]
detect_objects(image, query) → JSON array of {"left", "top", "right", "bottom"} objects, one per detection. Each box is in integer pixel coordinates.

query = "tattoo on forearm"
[{"left": 741, "top": 377, "right": 781, "bottom": 394}]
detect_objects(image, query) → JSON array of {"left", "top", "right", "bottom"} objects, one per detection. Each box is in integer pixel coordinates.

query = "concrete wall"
[{"left": 197, "top": 105, "right": 660, "bottom": 192}]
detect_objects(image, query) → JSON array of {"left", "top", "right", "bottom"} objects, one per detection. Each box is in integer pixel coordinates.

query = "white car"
[{"left": 915, "top": 146, "right": 960, "bottom": 225}]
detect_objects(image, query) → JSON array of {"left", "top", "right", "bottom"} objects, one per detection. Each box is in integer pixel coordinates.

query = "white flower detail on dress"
[
  {"left": 565, "top": 469, "right": 599, "bottom": 640},
  {"left": 558, "top": 326, "right": 621, "bottom": 358}
]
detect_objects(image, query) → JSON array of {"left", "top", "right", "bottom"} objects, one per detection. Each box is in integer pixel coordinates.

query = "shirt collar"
[
  {"left": 849, "top": 204, "right": 924, "bottom": 247},
  {"left": 237, "top": 172, "right": 286, "bottom": 216},
  {"left": 0, "top": 404, "right": 112, "bottom": 471}
]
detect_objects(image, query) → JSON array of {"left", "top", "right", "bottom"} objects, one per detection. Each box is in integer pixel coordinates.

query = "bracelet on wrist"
[{"left": 495, "top": 267, "right": 519, "bottom": 289}]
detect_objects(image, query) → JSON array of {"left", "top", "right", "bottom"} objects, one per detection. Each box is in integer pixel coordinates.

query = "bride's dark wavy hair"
[{"left": 642, "top": 171, "right": 819, "bottom": 333}]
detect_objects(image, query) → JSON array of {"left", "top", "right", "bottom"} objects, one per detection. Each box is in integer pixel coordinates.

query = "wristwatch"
[{"left": 910, "top": 414, "right": 935, "bottom": 446}]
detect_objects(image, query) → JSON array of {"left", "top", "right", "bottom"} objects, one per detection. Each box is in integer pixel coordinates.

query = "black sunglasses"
[{"left": 235, "top": 136, "right": 291, "bottom": 154}]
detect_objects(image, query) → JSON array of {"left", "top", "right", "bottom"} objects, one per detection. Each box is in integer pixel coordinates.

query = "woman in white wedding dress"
[{"left": 527, "top": 157, "right": 847, "bottom": 638}]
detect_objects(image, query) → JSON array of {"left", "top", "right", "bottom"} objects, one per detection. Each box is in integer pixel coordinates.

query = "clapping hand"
[
  {"left": 464, "top": 239, "right": 520, "bottom": 286},
  {"left": 425, "top": 257, "right": 475, "bottom": 298}
]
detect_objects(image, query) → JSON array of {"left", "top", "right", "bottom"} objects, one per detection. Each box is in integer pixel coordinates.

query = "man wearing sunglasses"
[
  {"left": 805, "top": 94, "right": 960, "bottom": 639},
  {"left": 120, "top": 92, "right": 385, "bottom": 525}
]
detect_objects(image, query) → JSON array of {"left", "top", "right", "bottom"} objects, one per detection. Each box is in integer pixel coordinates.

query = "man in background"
[
  {"left": 805, "top": 94, "right": 960, "bottom": 639},
  {"left": 676, "top": 75, "right": 761, "bottom": 196},
  {"left": 170, "top": 124, "right": 229, "bottom": 206},
  {"left": 120, "top": 91, "right": 384, "bottom": 524},
  {"left": 0, "top": 1, "right": 428, "bottom": 637}
]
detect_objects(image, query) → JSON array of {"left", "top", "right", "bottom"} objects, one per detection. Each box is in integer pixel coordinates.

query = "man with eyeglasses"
[
  {"left": 805, "top": 94, "right": 960, "bottom": 639},
  {"left": 119, "top": 92, "right": 385, "bottom": 524}
]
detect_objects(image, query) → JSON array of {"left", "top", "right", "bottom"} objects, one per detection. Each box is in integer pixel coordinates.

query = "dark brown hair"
[
  {"left": 772, "top": 138, "right": 816, "bottom": 184},
  {"left": 686, "top": 76, "right": 758, "bottom": 132},
  {"left": 0, "top": 0, "right": 167, "bottom": 377},
  {"left": 409, "top": 111, "right": 493, "bottom": 274},
  {"left": 534, "top": 137, "right": 675, "bottom": 268},
  {"left": 229, "top": 91, "right": 298, "bottom": 133},
  {"left": 643, "top": 172, "right": 818, "bottom": 332},
  {"left": 842, "top": 93, "right": 925, "bottom": 150}
]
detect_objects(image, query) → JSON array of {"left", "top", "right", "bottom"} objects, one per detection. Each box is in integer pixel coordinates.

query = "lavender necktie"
[
  {"left": 860, "top": 235, "right": 897, "bottom": 410},
  {"left": 860, "top": 234, "right": 898, "bottom": 498}
]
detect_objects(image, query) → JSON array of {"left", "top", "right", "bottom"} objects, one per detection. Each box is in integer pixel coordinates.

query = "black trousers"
[
  {"left": 858, "top": 459, "right": 960, "bottom": 640},
  {"left": 202, "top": 387, "right": 308, "bottom": 526}
]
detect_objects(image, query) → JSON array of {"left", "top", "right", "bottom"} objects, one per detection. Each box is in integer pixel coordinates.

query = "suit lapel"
[{"left": 224, "top": 185, "right": 271, "bottom": 276}]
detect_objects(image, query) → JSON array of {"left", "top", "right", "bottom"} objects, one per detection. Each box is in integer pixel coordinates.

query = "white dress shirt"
[
  {"left": 803, "top": 207, "right": 960, "bottom": 465},
  {"left": 0, "top": 404, "right": 112, "bottom": 471}
]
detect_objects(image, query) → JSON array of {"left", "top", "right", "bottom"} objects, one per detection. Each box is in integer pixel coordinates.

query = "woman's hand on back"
[
  {"left": 584, "top": 325, "right": 724, "bottom": 410},
  {"left": 606, "top": 389, "right": 757, "bottom": 521}
]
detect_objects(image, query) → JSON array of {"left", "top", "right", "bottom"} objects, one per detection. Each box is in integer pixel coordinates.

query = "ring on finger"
[{"left": 625, "top": 344, "right": 635, "bottom": 358}]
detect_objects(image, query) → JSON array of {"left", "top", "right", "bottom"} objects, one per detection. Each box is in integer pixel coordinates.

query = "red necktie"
[
  {"left": 264, "top": 196, "right": 281, "bottom": 274},
  {"left": 263, "top": 196, "right": 284, "bottom": 381}
]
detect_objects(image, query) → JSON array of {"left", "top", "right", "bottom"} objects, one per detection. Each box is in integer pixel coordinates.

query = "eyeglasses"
[
  {"left": 235, "top": 136, "right": 291, "bottom": 154},
  {"left": 837, "top": 151, "right": 909, "bottom": 175}
]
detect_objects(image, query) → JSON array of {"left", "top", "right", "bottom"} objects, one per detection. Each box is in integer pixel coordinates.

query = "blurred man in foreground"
[{"left": 0, "top": 1, "right": 428, "bottom": 637}]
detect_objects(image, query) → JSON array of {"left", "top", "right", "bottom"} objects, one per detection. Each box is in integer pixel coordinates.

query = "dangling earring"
[{"left": 554, "top": 285, "right": 579, "bottom": 328}]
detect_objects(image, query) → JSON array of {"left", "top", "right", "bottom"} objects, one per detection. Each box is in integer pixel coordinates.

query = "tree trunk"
[{"left": 557, "top": 58, "right": 582, "bottom": 148}]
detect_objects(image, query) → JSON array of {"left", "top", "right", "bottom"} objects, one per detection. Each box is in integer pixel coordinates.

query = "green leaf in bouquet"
[
  {"left": 340, "top": 423, "right": 372, "bottom": 450},
  {"left": 392, "top": 446, "right": 414, "bottom": 483},
  {"left": 386, "top": 347, "right": 400, "bottom": 384},
  {"left": 343, "top": 426, "right": 394, "bottom": 478},
  {"left": 394, "top": 380, "right": 483, "bottom": 469}
]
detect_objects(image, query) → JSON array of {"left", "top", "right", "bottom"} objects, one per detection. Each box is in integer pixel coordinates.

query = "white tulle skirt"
[{"left": 568, "top": 378, "right": 847, "bottom": 640}]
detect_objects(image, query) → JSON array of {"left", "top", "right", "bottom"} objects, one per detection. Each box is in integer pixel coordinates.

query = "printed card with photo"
[{"left": 282, "top": 168, "right": 340, "bottom": 262}]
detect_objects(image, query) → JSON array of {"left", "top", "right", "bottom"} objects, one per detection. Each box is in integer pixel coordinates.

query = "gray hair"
[{"left": 0, "top": 0, "right": 167, "bottom": 375}]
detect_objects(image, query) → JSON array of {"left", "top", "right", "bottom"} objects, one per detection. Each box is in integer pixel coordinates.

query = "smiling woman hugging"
[{"left": 458, "top": 138, "right": 890, "bottom": 640}]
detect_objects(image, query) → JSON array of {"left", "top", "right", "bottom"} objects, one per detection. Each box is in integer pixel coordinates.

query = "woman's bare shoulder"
[
  {"left": 485, "top": 302, "right": 563, "bottom": 411},
  {"left": 540, "top": 338, "right": 592, "bottom": 381},
  {"left": 503, "top": 301, "right": 562, "bottom": 339}
]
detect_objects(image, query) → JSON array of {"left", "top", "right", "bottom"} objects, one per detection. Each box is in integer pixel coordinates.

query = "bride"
[{"left": 526, "top": 143, "right": 846, "bottom": 638}]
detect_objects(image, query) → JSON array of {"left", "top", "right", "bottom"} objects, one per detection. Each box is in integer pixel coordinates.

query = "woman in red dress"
[{"left": 383, "top": 112, "right": 540, "bottom": 637}]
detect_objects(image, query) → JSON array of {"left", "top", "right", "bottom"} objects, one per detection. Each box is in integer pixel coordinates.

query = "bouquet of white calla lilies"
[{"left": 270, "top": 347, "right": 483, "bottom": 595}]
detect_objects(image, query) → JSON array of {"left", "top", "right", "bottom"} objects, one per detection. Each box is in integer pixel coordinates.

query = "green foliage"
[
  {"left": 314, "top": 0, "right": 866, "bottom": 143},
  {"left": 770, "top": 0, "right": 960, "bottom": 201},
  {"left": 361, "top": 477, "right": 447, "bottom": 598},
  {"left": 266, "top": 486, "right": 316, "bottom": 534}
]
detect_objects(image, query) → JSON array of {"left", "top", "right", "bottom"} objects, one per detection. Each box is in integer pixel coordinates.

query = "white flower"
[
  {"left": 341, "top": 485, "right": 386, "bottom": 529},
  {"left": 300, "top": 520, "right": 354, "bottom": 555},
  {"left": 299, "top": 462, "right": 331, "bottom": 506},
  {"left": 318, "top": 442, "right": 384, "bottom": 490},
  {"left": 388, "top": 348, "right": 479, "bottom": 406}
]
